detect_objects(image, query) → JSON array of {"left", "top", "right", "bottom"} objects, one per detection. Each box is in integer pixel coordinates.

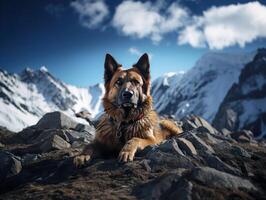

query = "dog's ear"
[
  {"left": 134, "top": 53, "right": 150, "bottom": 81},
  {"left": 104, "top": 54, "right": 120, "bottom": 84}
]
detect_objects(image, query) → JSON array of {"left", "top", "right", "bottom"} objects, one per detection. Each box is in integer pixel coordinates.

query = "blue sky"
[{"left": 1, "top": 0, "right": 266, "bottom": 87}]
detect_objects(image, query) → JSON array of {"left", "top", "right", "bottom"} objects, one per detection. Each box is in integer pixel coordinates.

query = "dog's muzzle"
[{"left": 118, "top": 88, "right": 138, "bottom": 108}]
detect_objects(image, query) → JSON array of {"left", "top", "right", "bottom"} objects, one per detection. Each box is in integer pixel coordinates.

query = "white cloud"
[
  {"left": 71, "top": 1, "right": 266, "bottom": 50},
  {"left": 129, "top": 47, "right": 142, "bottom": 56},
  {"left": 70, "top": 0, "right": 109, "bottom": 29},
  {"left": 178, "top": 1, "right": 266, "bottom": 49},
  {"left": 112, "top": 1, "right": 188, "bottom": 43},
  {"left": 128, "top": 47, "right": 153, "bottom": 59}
]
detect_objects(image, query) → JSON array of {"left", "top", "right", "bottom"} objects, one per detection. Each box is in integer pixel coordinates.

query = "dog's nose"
[{"left": 122, "top": 90, "right": 134, "bottom": 99}]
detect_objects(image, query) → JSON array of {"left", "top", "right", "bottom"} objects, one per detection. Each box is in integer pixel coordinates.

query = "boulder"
[
  {"left": 143, "top": 172, "right": 181, "bottom": 199},
  {"left": 183, "top": 131, "right": 215, "bottom": 154},
  {"left": 190, "top": 167, "right": 257, "bottom": 191},
  {"left": 202, "top": 154, "right": 241, "bottom": 176},
  {"left": 146, "top": 150, "right": 195, "bottom": 171},
  {"left": 138, "top": 169, "right": 187, "bottom": 200},
  {"left": 38, "top": 135, "right": 71, "bottom": 152},
  {"left": 75, "top": 111, "right": 94, "bottom": 126},
  {"left": 221, "top": 128, "right": 231, "bottom": 136},
  {"left": 230, "top": 145, "right": 251, "bottom": 158},
  {"left": 21, "top": 153, "right": 39, "bottom": 166},
  {"left": 36, "top": 111, "right": 81, "bottom": 130},
  {"left": 193, "top": 127, "right": 222, "bottom": 144},
  {"left": 176, "top": 138, "right": 197, "bottom": 156},
  {"left": 154, "top": 139, "right": 185, "bottom": 156},
  {"left": 0, "top": 151, "right": 22, "bottom": 181},
  {"left": 182, "top": 115, "right": 219, "bottom": 134},
  {"left": 0, "top": 142, "right": 4, "bottom": 148},
  {"left": 64, "top": 129, "right": 94, "bottom": 144},
  {"left": 230, "top": 130, "right": 254, "bottom": 143},
  {"left": 168, "top": 179, "right": 193, "bottom": 200}
]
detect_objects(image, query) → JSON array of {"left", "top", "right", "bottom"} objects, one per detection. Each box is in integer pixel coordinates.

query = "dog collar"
[
  {"left": 122, "top": 112, "right": 145, "bottom": 125},
  {"left": 109, "top": 112, "right": 145, "bottom": 125},
  {"left": 109, "top": 112, "right": 145, "bottom": 140}
]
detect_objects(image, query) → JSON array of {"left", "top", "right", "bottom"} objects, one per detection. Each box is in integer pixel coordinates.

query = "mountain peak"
[
  {"left": 25, "top": 67, "right": 33, "bottom": 72},
  {"left": 40, "top": 66, "right": 48, "bottom": 73}
]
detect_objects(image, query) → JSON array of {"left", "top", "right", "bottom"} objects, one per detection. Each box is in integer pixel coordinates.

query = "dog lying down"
[{"left": 74, "top": 53, "right": 182, "bottom": 166}]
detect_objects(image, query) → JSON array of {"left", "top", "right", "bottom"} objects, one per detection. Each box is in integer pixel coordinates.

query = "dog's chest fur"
[{"left": 95, "top": 111, "right": 158, "bottom": 149}]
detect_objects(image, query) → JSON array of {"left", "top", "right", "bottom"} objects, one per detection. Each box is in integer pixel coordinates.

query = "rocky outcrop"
[
  {"left": 213, "top": 48, "right": 266, "bottom": 138},
  {"left": 0, "top": 113, "right": 265, "bottom": 200}
]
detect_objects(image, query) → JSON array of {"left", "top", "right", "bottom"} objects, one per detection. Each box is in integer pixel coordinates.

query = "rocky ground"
[{"left": 0, "top": 111, "right": 266, "bottom": 200}]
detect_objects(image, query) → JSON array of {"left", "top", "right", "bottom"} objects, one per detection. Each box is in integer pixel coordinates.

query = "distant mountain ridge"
[
  {"left": 152, "top": 51, "right": 255, "bottom": 122},
  {"left": 0, "top": 67, "right": 104, "bottom": 132},
  {"left": 1, "top": 49, "right": 265, "bottom": 138}
]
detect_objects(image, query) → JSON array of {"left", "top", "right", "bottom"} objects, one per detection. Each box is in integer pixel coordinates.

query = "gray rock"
[
  {"left": 75, "top": 123, "right": 95, "bottom": 134},
  {"left": 21, "top": 153, "right": 39, "bottom": 166},
  {"left": 230, "top": 145, "right": 251, "bottom": 158},
  {"left": 146, "top": 150, "right": 195, "bottom": 171},
  {"left": 64, "top": 129, "right": 94, "bottom": 144},
  {"left": 31, "top": 129, "right": 65, "bottom": 144},
  {"left": 0, "top": 151, "right": 22, "bottom": 181},
  {"left": 141, "top": 170, "right": 184, "bottom": 200},
  {"left": 191, "top": 167, "right": 257, "bottom": 191},
  {"left": 16, "top": 127, "right": 39, "bottom": 144},
  {"left": 75, "top": 110, "right": 92, "bottom": 122},
  {"left": 183, "top": 132, "right": 215, "bottom": 154},
  {"left": 39, "top": 134, "right": 71, "bottom": 152},
  {"left": 221, "top": 128, "right": 231, "bottom": 136},
  {"left": 139, "top": 159, "right": 152, "bottom": 172},
  {"left": 71, "top": 140, "right": 87, "bottom": 148},
  {"left": 36, "top": 111, "right": 80, "bottom": 130},
  {"left": 238, "top": 135, "right": 251, "bottom": 143},
  {"left": 0, "top": 142, "right": 5, "bottom": 148},
  {"left": 212, "top": 141, "right": 233, "bottom": 154},
  {"left": 202, "top": 154, "right": 241, "bottom": 176},
  {"left": 157, "top": 139, "right": 185, "bottom": 156},
  {"left": 182, "top": 116, "right": 198, "bottom": 130},
  {"left": 182, "top": 115, "right": 219, "bottom": 134},
  {"left": 230, "top": 130, "right": 254, "bottom": 143},
  {"left": 176, "top": 138, "right": 197, "bottom": 156},
  {"left": 169, "top": 179, "right": 193, "bottom": 200},
  {"left": 191, "top": 127, "right": 223, "bottom": 144},
  {"left": 213, "top": 108, "right": 238, "bottom": 132}
]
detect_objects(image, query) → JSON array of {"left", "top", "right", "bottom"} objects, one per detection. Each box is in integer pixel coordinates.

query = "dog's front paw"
[
  {"left": 73, "top": 155, "right": 91, "bottom": 168},
  {"left": 118, "top": 140, "right": 138, "bottom": 162}
]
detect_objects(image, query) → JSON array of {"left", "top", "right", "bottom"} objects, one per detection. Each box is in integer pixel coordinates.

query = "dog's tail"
[{"left": 159, "top": 119, "right": 183, "bottom": 137}]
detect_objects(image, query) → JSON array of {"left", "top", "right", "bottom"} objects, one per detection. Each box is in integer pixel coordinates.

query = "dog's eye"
[
  {"left": 115, "top": 79, "right": 122, "bottom": 86},
  {"left": 132, "top": 80, "right": 140, "bottom": 85}
]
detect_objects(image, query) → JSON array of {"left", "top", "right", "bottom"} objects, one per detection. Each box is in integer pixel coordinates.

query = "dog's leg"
[
  {"left": 118, "top": 135, "right": 157, "bottom": 162},
  {"left": 160, "top": 119, "right": 183, "bottom": 137},
  {"left": 73, "top": 143, "right": 95, "bottom": 167}
]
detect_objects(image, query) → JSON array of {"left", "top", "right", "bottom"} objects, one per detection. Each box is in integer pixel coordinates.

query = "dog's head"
[{"left": 103, "top": 53, "right": 152, "bottom": 120}]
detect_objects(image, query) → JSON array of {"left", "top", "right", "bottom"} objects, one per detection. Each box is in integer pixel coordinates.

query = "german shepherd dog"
[{"left": 74, "top": 53, "right": 182, "bottom": 166}]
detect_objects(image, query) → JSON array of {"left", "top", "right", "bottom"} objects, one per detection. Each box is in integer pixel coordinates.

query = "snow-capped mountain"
[
  {"left": 1, "top": 49, "right": 263, "bottom": 135},
  {"left": 152, "top": 51, "right": 255, "bottom": 122},
  {"left": 0, "top": 67, "right": 104, "bottom": 132},
  {"left": 213, "top": 48, "right": 266, "bottom": 138},
  {"left": 151, "top": 71, "right": 185, "bottom": 109}
]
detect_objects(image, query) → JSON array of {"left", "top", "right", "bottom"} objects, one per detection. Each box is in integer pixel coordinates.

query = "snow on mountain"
[
  {"left": 67, "top": 83, "right": 104, "bottom": 118},
  {"left": 151, "top": 71, "right": 185, "bottom": 111},
  {"left": 152, "top": 51, "right": 255, "bottom": 122},
  {"left": 213, "top": 48, "right": 266, "bottom": 138},
  {"left": 0, "top": 50, "right": 261, "bottom": 133},
  {"left": 0, "top": 67, "right": 104, "bottom": 132}
]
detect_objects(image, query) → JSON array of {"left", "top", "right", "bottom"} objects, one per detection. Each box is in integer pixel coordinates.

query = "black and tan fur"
[{"left": 74, "top": 53, "right": 182, "bottom": 165}]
